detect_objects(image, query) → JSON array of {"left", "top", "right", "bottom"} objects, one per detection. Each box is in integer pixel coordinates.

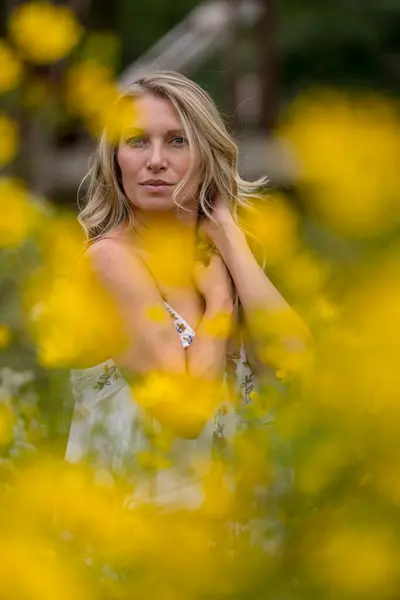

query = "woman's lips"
[{"left": 140, "top": 183, "right": 172, "bottom": 192}]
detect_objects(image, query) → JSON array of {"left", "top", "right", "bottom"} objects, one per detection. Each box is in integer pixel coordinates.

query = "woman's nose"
[{"left": 146, "top": 142, "right": 167, "bottom": 171}]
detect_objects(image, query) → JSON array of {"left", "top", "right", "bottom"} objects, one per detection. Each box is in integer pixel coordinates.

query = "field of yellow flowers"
[{"left": 2, "top": 2, "right": 400, "bottom": 599}]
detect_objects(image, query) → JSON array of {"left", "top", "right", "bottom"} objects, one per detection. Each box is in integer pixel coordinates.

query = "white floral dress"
[{"left": 66, "top": 302, "right": 257, "bottom": 508}]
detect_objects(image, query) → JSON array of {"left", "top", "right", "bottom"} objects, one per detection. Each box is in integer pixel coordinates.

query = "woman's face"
[{"left": 117, "top": 93, "right": 199, "bottom": 212}]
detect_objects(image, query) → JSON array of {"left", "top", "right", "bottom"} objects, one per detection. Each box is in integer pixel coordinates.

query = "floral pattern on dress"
[
  {"left": 240, "top": 364, "right": 254, "bottom": 404},
  {"left": 93, "top": 364, "right": 121, "bottom": 391},
  {"left": 163, "top": 302, "right": 195, "bottom": 349}
]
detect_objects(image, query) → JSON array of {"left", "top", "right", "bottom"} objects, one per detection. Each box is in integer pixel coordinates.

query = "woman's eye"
[
  {"left": 170, "top": 136, "right": 187, "bottom": 146},
  {"left": 126, "top": 136, "right": 146, "bottom": 147}
]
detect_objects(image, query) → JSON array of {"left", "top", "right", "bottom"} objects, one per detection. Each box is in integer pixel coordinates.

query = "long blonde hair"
[{"left": 77, "top": 71, "right": 268, "bottom": 244}]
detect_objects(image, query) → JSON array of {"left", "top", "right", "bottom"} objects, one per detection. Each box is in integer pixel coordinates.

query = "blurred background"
[{"left": 2, "top": 0, "right": 400, "bottom": 199}]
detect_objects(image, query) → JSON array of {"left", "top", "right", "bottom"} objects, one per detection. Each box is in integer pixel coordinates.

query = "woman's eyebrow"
[
  {"left": 122, "top": 127, "right": 145, "bottom": 136},
  {"left": 165, "top": 129, "right": 186, "bottom": 136},
  {"left": 122, "top": 128, "right": 186, "bottom": 137}
]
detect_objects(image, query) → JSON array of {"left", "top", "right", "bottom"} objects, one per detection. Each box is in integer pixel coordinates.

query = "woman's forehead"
[{"left": 130, "top": 93, "right": 184, "bottom": 134}]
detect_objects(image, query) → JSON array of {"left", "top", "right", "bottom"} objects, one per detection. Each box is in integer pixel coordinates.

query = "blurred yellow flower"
[
  {"left": 0, "top": 535, "right": 94, "bottom": 600},
  {"left": 105, "top": 94, "right": 137, "bottom": 144},
  {"left": 313, "top": 527, "right": 398, "bottom": 592},
  {"left": 0, "top": 178, "right": 36, "bottom": 247},
  {"left": 280, "top": 250, "right": 330, "bottom": 298},
  {"left": 12, "top": 461, "right": 115, "bottom": 537},
  {"left": 373, "top": 456, "right": 400, "bottom": 506},
  {"left": 233, "top": 428, "right": 273, "bottom": 491},
  {"left": 132, "top": 372, "right": 225, "bottom": 437},
  {"left": 202, "top": 460, "right": 233, "bottom": 517},
  {"left": 0, "top": 403, "right": 14, "bottom": 447},
  {"left": 23, "top": 214, "right": 126, "bottom": 368},
  {"left": 66, "top": 61, "right": 116, "bottom": 117},
  {"left": 345, "top": 252, "right": 400, "bottom": 346},
  {"left": 0, "top": 325, "right": 12, "bottom": 349},
  {"left": 66, "top": 61, "right": 130, "bottom": 137},
  {"left": 136, "top": 224, "right": 200, "bottom": 288},
  {"left": 249, "top": 305, "right": 311, "bottom": 343},
  {"left": 67, "top": 61, "right": 137, "bottom": 138},
  {"left": 146, "top": 305, "right": 167, "bottom": 324},
  {"left": 275, "top": 399, "right": 311, "bottom": 440},
  {"left": 279, "top": 90, "right": 400, "bottom": 236},
  {"left": 262, "top": 338, "right": 314, "bottom": 381},
  {"left": 0, "top": 114, "right": 18, "bottom": 165},
  {"left": 9, "top": 2, "right": 82, "bottom": 64},
  {"left": 0, "top": 40, "right": 23, "bottom": 93},
  {"left": 296, "top": 437, "right": 349, "bottom": 494},
  {"left": 240, "top": 193, "right": 299, "bottom": 265},
  {"left": 28, "top": 268, "right": 125, "bottom": 369},
  {"left": 245, "top": 303, "right": 314, "bottom": 380},
  {"left": 203, "top": 310, "right": 232, "bottom": 338},
  {"left": 309, "top": 294, "right": 338, "bottom": 323}
]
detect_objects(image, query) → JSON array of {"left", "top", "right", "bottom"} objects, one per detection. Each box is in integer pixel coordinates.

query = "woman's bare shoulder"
[
  {"left": 85, "top": 232, "right": 145, "bottom": 286},
  {"left": 88, "top": 226, "right": 132, "bottom": 250}
]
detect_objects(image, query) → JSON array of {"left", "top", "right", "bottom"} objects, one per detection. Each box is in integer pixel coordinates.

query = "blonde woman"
[{"left": 66, "top": 71, "right": 308, "bottom": 507}]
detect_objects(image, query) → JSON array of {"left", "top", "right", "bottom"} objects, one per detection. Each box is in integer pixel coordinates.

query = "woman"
[{"left": 66, "top": 71, "right": 308, "bottom": 508}]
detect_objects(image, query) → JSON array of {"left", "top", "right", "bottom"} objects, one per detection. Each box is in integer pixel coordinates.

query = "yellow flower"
[
  {"left": 66, "top": 61, "right": 133, "bottom": 137},
  {"left": 66, "top": 61, "right": 116, "bottom": 116},
  {"left": 0, "top": 535, "right": 95, "bottom": 600},
  {"left": 23, "top": 214, "right": 127, "bottom": 368},
  {"left": 139, "top": 225, "right": 202, "bottom": 289},
  {"left": 248, "top": 305, "right": 311, "bottom": 343},
  {"left": 0, "top": 114, "right": 18, "bottom": 165},
  {"left": 146, "top": 305, "right": 167, "bottom": 324},
  {"left": 233, "top": 428, "right": 273, "bottom": 490},
  {"left": 202, "top": 310, "right": 232, "bottom": 338},
  {"left": 0, "top": 403, "right": 14, "bottom": 447},
  {"left": 202, "top": 460, "right": 234, "bottom": 517},
  {"left": 280, "top": 250, "right": 330, "bottom": 298},
  {"left": 279, "top": 90, "right": 400, "bottom": 237},
  {"left": 296, "top": 437, "right": 349, "bottom": 494},
  {"left": 261, "top": 338, "right": 314, "bottom": 381},
  {"left": 104, "top": 94, "right": 137, "bottom": 143},
  {"left": 275, "top": 399, "right": 311, "bottom": 440},
  {"left": 28, "top": 263, "right": 125, "bottom": 369},
  {"left": 132, "top": 372, "right": 225, "bottom": 437},
  {"left": 9, "top": 2, "right": 82, "bottom": 64},
  {"left": 0, "top": 40, "right": 23, "bottom": 93},
  {"left": 309, "top": 295, "right": 338, "bottom": 323},
  {"left": 240, "top": 193, "right": 299, "bottom": 265},
  {"left": 246, "top": 305, "right": 314, "bottom": 379},
  {"left": 313, "top": 527, "right": 398, "bottom": 592},
  {"left": 0, "top": 325, "right": 12, "bottom": 349},
  {"left": 0, "top": 178, "right": 35, "bottom": 247}
]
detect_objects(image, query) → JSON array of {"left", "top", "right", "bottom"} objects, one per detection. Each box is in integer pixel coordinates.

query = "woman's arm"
[
  {"left": 86, "top": 239, "right": 233, "bottom": 437},
  {"left": 198, "top": 199, "right": 312, "bottom": 377},
  {"left": 87, "top": 238, "right": 187, "bottom": 376},
  {"left": 186, "top": 253, "right": 234, "bottom": 381}
]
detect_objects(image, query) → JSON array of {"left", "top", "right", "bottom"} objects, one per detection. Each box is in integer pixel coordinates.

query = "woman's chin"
[{"left": 132, "top": 193, "right": 176, "bottom": 211}]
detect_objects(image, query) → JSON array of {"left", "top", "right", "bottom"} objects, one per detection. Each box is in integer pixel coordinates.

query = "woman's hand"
[
  {"left": 193, "top": 252, "right": 234, "bottom": 311},
  {"left": 197, "top": 194, "right": 240, "bottom": 250}
]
